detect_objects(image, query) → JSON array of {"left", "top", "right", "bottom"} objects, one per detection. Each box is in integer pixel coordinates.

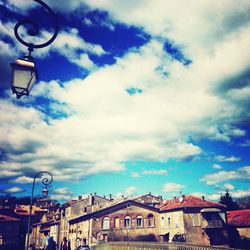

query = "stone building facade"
[
  {"left": 69, "top": 199, "right": 160, "bottom": 249},
  {"left": 30, "top": 194, "right": 231, "bottom": 249},
  {"left": 158, "top": 195, "right": 229, "bottom": 246}
]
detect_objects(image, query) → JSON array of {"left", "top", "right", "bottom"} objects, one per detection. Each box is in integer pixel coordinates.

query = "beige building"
[
  {"left": 158, "top": 195, "right": 229, "bottom": 246},
  {"left": 29, "top": 194, "right": 232, "bottom": 248},
  {"left": 62, "top": 194, "right": 112, "bottom": 249},
  {"left": 69, "top": 199, "right": 160, "bottom": 248}
]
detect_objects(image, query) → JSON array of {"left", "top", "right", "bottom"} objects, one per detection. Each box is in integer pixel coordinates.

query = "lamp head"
[
  {"left": 10, "top": 55, "right": 38, "bottom": 99},
  {"left": 42, "top": 187, "right": 49, "bottom": 198}
]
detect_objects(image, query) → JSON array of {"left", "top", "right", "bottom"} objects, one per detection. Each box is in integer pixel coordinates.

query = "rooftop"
[
  {"left": 227, "top": 209, "right": 250, "bottom": 227},
  {"left": 0, "top": 214, "right": 20, "bottom": 222},
  {"left": 158, "top": 195, "right": 225, "bottom": 211}
]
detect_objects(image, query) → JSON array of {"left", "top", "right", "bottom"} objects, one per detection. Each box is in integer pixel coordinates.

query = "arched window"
[
  {"left": 124, "top": 216, "right": 131, "bottom": 228},
  {"left": 136, "top": 215, "right": 143, "bottom": 228},
  {"left": 114, "top": 217, "right": 120, "bottom": 228},
  {"left": 147, "top": 214, "right": 154, "bottom": 227},
  {"left": 102, "top": 217, "right": 110, "bottom": 230}
]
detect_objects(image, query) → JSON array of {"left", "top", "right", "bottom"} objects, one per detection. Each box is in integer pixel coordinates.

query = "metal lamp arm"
[
  {"left": 14, "top": 0, "right": 59, "bottom": 51},
  {"left": 26, "top": 171, "right": 53, "bottom": 250}
]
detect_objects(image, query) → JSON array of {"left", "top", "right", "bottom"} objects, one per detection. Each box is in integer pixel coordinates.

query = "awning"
[{"left": 201, "top": 208, "right": 221, "bottom": 213}]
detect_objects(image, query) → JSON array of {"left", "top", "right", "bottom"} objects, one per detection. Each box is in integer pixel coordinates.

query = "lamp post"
[
  {"left": 26, "top": 171, "right": 53, "bottom": 250},
  {"left": 11, "top": 0, "right": 58, "bottom": 99}
]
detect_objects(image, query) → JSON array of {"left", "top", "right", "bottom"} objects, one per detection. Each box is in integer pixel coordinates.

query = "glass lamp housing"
[
  {"left": 42, "top": 187, "right": 48, "bottom": 198},
  {"left": 10, "top": 57, "right": 38, "bottom": 99}
]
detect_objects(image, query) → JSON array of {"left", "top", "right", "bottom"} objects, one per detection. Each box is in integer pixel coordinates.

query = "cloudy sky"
[{"left": 0, "top": 0, "right": 249, "bottom": 202}]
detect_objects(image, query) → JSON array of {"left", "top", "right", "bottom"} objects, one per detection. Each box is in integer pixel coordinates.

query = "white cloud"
[
  {"left": 207, "top": 188, "right": 250, "bottom": 201},
  {"left": 1, "top": 0, "right": 250, "bottom": 188},
  {"left": 1, "top": 170, "right": 21, "bottom": 178},
  {"left": 224, "top": 183, "right": 234, "bottom": 190},
  {"left": 215, "top": 155, "right": 241, "bottom": 162},
  {"left": 131, "top": 172, "right": 140, "bottom": 178},
  {"left": 51, "top": 187, "right": 73, "bottom": 201},
  {"left": 230, "top": 188, "right": 250, "bottom": 198},
  {"left": 33, "top": 28, "right": 106, "bottom": 70},
  {"left": 11, "top": 176, "right": 34, "bottom": 184},
  {"left": 190, "top": 192, "right": 205, "bottom": 198},
  {"left": 143, "top": 169, "right": 168, "bottom": 175},
  {"left": 162, "top": 182, "right": 185, "bottom": 193},
  {"left": 4, "top": 186, "right": 24, "bottom": 193},
  {"left": 207, "top": 193, "right": 221, "bottom": 201},
  {"left": 115, "top": 186, "right": 137, "bottom": 198},
  {"left": 201, "top": 166, "right": 250, "bottom": 185},
  {"left": 212, "top": 164, "right": 223, "bottom": 170}
]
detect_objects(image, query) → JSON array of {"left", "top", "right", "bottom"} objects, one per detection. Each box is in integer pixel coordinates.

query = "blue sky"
[{"left": 0, "top": 0, "right": 249, "bottom": 202}]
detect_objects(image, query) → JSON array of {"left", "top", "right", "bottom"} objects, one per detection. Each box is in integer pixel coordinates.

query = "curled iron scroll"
[
  {"left": 14, "top": 0, "right": 58, "bottom": 50},
  {"left": 34, "top": 171, "right": 53, "bottom": 187}
]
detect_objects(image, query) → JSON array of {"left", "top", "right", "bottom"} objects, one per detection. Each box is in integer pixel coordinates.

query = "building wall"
[
  {"left": 69, "top": 220, "right": 89, "bottom": 250},
  {"left": 50, "top": 224, "right": 60, "bottom": 247},
  {"left": 183, "top": 211, "right": 228, "bottom": 246},
  {"left": 71, "top": 196, "right": 112, "bottom": 219},
  {"left": 159, "top": 210, "right": 184, "bottom": 242},
  {"left": 159, "top": 209, "right": 229, "bottom": 246},
  {"left": 0, "top": 220, "right": 21, "bottom": 249},
  {"left": 237, "top": 227, "right": 250, "bottom": 238},
  {"left": 183, "top": 212, "right": 210, "bottom": 245},
  {"left": 59, "top": 205, "right": 72, "bottom": 246},
  {"left": 92, "top": 205, "right": 159, "bottom": 244}
]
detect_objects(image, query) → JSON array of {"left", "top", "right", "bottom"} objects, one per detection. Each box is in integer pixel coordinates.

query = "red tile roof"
[
  {"left": 158, "top": 195, "right": 225, "bottom": 211},
  {"left": 0, "top": 214, "right": 20, "bottom": 222},
  {"left": 227, "top": 210, "right": 250, "bottom": 227}
]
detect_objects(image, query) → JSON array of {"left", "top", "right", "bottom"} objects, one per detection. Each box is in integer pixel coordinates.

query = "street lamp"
[
  {"left": 11, "top": 0, "right": 58, "bottom": 99},
  {"left": 26, "top": 171, "right": 53, "bottom": 250}
]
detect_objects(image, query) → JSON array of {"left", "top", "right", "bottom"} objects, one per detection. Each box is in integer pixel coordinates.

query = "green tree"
[
  {"left": 219, "top": 191, "right": 239, "bottom": 211},
  {"left": 235, "top": 195, "right": 250, "bottom": 209}
]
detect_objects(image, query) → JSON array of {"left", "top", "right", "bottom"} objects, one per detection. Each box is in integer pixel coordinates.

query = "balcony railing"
[{"left": 202, "top": 220, "right": 223, "bottom": 229}]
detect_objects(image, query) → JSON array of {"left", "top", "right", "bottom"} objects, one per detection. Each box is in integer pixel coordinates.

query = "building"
[
  {"left": 227, "top": 209, "right": 250, "bottom": 239},
  {"left": 158, "top": 195, "right": 229, "bottom": 246},
  {"left": 30, "top": 203, "right": 61, "bottom": 249},
  {"left": 27, "top": 194, "right": 233, "bottom": 248},
  {"left": 0, "top": 214, "right": 21, "bottom": 249},
  {"left": 69, "top": 198, "right": 160, "bottom": 249},
  {"left": 64, "top": 194, "right": 113, "bottom": 249},
  {"left": 133, "top": 193, "right": 163, "bottom": 207}
]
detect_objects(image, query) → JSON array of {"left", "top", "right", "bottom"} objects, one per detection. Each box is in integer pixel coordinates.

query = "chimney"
[
  {"left": 202, "top": 196, "right": 205, "bottom": 201},
  {"left": 109, "top": 194, "right": 112, "bottom": 200},
  {"left": 103, "top": 195, "right": 106, "bottom": 199},
  {"left": 89, "top": 194, "right": 94, "bottom": 206},
  {"left": 94, "top": 192, "right": 97, "bottom": 196},
  {"left": 174, "top": 197, "right": 176, "bottom": 203},
  {"left": 78, "top": 196, "right": 82, "bottom": 201},
  {"left": 181, "top": 195, "right": 185, "bottom": 202},
  {"left": 121, "top": 195, "right": 124, "bottom": 199}
]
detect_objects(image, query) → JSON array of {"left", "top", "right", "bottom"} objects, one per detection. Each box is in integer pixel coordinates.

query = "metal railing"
[{"left": 91, "top": 241, "right": 239, "bottom": 250}]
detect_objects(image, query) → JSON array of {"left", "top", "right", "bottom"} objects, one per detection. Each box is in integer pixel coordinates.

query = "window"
[
  {"left": 193, "top": 213, "right": 200, "bottom": 226},
  {"left": 102, "top": 217, "right": 110, "bottom": 230},
  {"left": 124, "top": 216, "right": 131, "bottom": 228},
  {"left": 167, "top": 217, "right": 171, "bottom": 228},
  {"left": 136, "top": 216, "right": 143, "bottom": 228},
  {"left": 147, "top": 214, "right": 154, "bottom": 227},
  {"left": 114, "top": 217, "right": 120, "bottom": 228}
]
